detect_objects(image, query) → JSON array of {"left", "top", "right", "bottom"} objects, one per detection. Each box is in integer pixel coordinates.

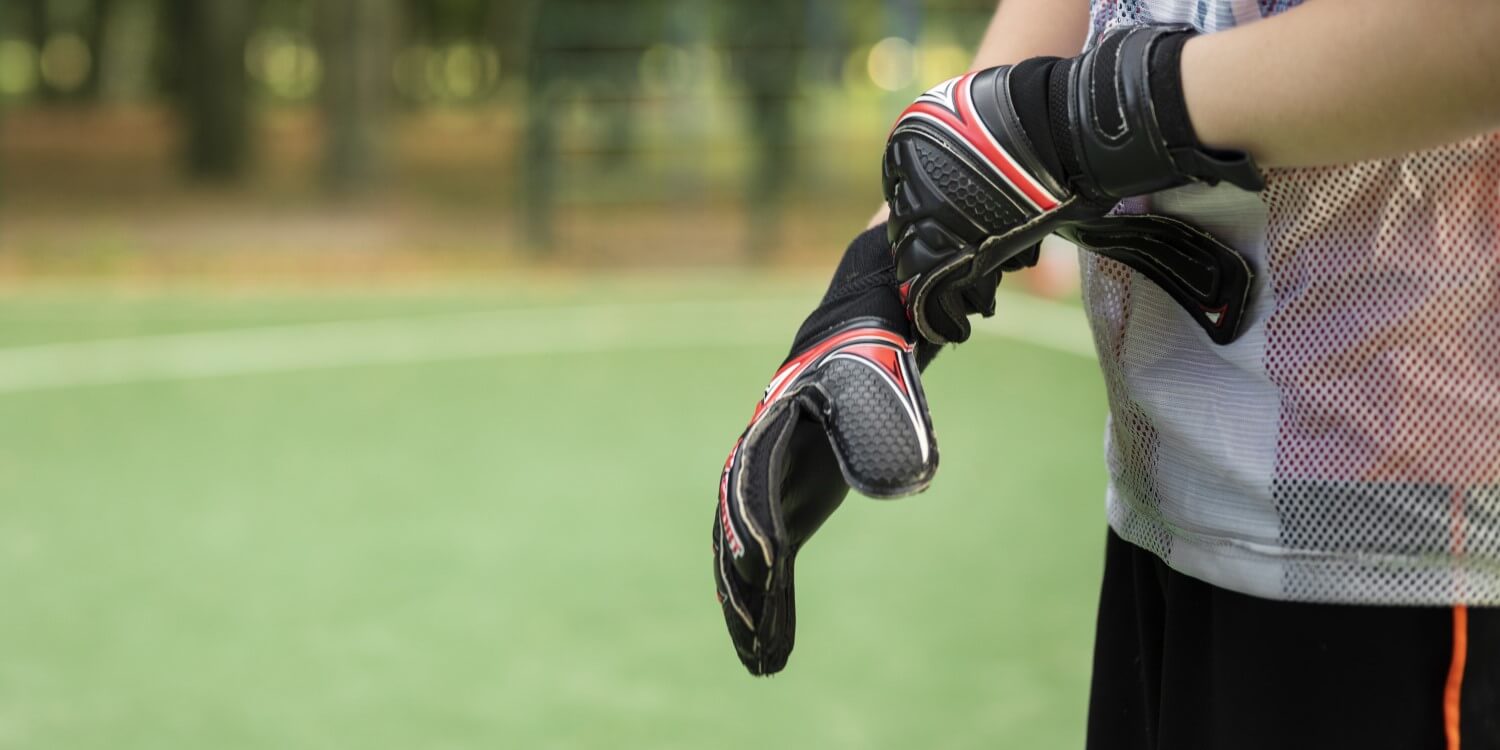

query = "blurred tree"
[
  {"left": 719, "top": 0, "right": 804, "bottom": 259},
  {"left": 883, "top": 0, "right": 919, "bottom": 112},
  {"left": 317, "top": 0, "right": 395, "bottom": 192},
  {"left": 95, "top": 0, "right": 160, "bottom": 102},
  {"left": 161, "top": 0, "right": 256, "bottom": 180},
  {"left": 398, "top": 0, "right": 506, "bottom": 106},
  {"left": 487, "top": 0, "right": 526, "bottom": 92},
  {"left": 520, "top": 0, "right": 563, "bottom": 252},
  {"left": 521, "top": 0, "right": 659, "bottom": 253},
  {"left": 18, "top": 0, "right": 116, "bottom": 102},
  {"left": 79, "top": 0, "right": 115, "bottom": 100},
  {"left": 22, "top": 0, "right": 56, "bottom": 101},
  {"left": 404, "top": 0, "right": 494, "bottom": 42},
  {"left": 803, "top": 0, "right": 851, "bottom": 87}
]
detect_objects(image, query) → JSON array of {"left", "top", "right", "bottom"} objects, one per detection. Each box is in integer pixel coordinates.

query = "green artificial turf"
[{"left": 0, "top": 279, "right": 1109, "bottom": 749}]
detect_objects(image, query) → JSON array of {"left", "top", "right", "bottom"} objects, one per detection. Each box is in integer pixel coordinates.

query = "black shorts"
[{"left": 1087, "top": 530, "right": 1499, "bottom": 750}]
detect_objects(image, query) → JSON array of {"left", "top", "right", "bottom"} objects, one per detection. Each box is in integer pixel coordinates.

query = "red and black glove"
[
  {"left": 885, "top": 24, "right": 1262, "bottom": 345},
  {"left": 712, "top": 225, "right": 949, "bottom": 676}
]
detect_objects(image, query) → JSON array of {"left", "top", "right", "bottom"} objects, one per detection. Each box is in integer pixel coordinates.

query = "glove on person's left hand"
[{"left": 712, "top": 225, "right": 953, "bottom": 676}]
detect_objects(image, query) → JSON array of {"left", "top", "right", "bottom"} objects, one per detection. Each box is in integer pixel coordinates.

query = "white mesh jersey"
[{"left": 1084, "top": 0, "right": 1500, "bottom": 604}]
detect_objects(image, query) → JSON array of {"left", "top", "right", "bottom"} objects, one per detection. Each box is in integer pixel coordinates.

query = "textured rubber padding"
[
  {"left": 821, "top": 357, "right": 931, "bottom": 495},
  {"left": 882, "top": 129, "right": 1034, "bottom": 344}
]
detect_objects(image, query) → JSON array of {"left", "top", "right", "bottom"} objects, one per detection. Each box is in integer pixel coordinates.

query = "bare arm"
[
  {"left": 1183, "top": 0, "right": 1500, "bottom": 168},
  {"left": 871, "top": 0, "right": 1090, "bottom": 226}
]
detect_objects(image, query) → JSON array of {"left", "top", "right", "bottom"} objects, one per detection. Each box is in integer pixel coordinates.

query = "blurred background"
[
  {"left": 0, "top": 0, "right": 1094, "bottom": 273},
  {"left": 0, "top": 1, "right": 1103, "bottom": 748}
]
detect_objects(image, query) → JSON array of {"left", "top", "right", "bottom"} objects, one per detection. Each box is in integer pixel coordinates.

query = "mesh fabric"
[{"left": 1084, "top": 0, "right": 1500, "bottom": 604}]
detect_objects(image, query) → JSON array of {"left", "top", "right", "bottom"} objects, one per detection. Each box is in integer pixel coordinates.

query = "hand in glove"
[
  {"left": 712, "top": 225, "right": 947, "bottom": 676},
  {"left": 885, "top": 24, "right": 1262, "bottom": 346}
]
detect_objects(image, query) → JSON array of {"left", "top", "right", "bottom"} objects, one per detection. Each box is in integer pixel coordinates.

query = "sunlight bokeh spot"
[
  {"left": 40, "top": 33, "right": 91, "bottom": 93},
  {"left": 0, "top": 39, "right": 38, "bottom": 97},
  {"left": 867, "top": 37, "right": 916, "bottom": 92}
]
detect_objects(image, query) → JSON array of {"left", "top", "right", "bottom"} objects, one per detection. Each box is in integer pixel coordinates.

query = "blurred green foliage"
[{"left": 0, "top": 0, "right": 1005, "bottom": 261}]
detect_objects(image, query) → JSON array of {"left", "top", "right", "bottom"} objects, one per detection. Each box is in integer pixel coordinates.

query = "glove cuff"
[
  {"left": 1066, "top": 25, "right": 1264, "bottom": 200},
  {"left": 788, "top": 225, "right": 943, "bottom": 368},
  {"left": 790, "top": 225, "right": 898, "bottom": 350}
]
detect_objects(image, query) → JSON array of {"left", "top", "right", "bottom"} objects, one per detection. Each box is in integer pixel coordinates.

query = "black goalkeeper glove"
[
  {"left": 884, "top": 23, "right": 1262, "bottom": 345},
  {"left": 712, "top": 225, "right": 954, "bottom": 676}
]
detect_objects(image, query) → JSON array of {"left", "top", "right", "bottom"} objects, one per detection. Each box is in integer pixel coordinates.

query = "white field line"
[{"left": 0, "top": 293, "right": 1093, "bottom": 395}]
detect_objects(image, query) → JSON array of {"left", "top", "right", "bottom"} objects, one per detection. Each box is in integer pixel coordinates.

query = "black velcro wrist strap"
[
  {"left": 1071, "top": 24, "right": 1264, "bottom": 198},
  {"left": 1147, "top": 31, "right": 1197, "bottom": 151},
  {"left": 1147, "top": 30, "right": 1264, "bottom": 191}
]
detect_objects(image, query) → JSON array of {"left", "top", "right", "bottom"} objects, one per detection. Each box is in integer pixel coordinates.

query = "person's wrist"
[{"left": 788, "top": 225, "right": 909, "bottom": 358}]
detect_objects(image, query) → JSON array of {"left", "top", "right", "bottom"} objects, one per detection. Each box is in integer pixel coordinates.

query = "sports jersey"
[{"left": 1084, "top": 0, "right": 1500, "bottom": 604}]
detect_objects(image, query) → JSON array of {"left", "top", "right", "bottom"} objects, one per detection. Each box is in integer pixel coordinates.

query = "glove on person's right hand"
[{"left": 885, "top": 24, "right": 1263, "bottom": 346}]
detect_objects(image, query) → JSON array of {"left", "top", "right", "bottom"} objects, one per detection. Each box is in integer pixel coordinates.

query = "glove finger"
[
  {"left": 904, "top": 256, "right": 976, "bottom": 345},
  {"left": 903, "top": 241, "right": 1010, "bottom": 344},
  {"left": 912, "top": 269, "right": 997, "bottom": 343},
  {"left": 777, "top": 407, "right": 853, "bottom": 550},
  {"left": 959, "top": 270, "right": 1001, "bottom": 318},
  {"left": 712, "top": 515, "right": 756, "bottom": 663},
  {"left": 810, "top": 342, "right": 938, "bottom": 499},
  {"left": 715, "top": 400, "right": 805, "bottom": 675},
  {"left": 997, "top": 242, "right": 1041, "bottom": 272}
]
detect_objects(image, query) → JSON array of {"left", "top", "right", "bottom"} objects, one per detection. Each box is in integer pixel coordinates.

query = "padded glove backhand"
[
  {"left": 884, "top": 24, "right": 1263, "bottom": 346},
  {"left": 712, "top": 226, "right": 941, "bottom": 676}
]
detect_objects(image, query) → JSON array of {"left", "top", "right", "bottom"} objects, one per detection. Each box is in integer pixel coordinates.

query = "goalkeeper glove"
[
  {"left": 885, "top": 24, "right": 1261, "bottom": 345},
  {"left": 712, "top": 225, "right": 950, "bottom": 676}
]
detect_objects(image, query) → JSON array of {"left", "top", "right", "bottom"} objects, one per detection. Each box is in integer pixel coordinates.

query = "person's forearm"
[
  {"left": 1183, "top": 0, "right": 1500, "bottom": 168},
  {"left": 871, "top": 0, "right": 1089, "bottom": 227}
]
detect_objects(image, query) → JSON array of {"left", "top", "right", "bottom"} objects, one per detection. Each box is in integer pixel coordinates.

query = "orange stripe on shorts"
[{"left": 1445, "top": 605, "right": 1469, "bottom": 750}]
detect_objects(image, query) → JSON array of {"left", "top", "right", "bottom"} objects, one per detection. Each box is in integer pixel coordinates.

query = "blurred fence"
[{"left": 0, "top": 0, "right": 1004, "bottom": 274}]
